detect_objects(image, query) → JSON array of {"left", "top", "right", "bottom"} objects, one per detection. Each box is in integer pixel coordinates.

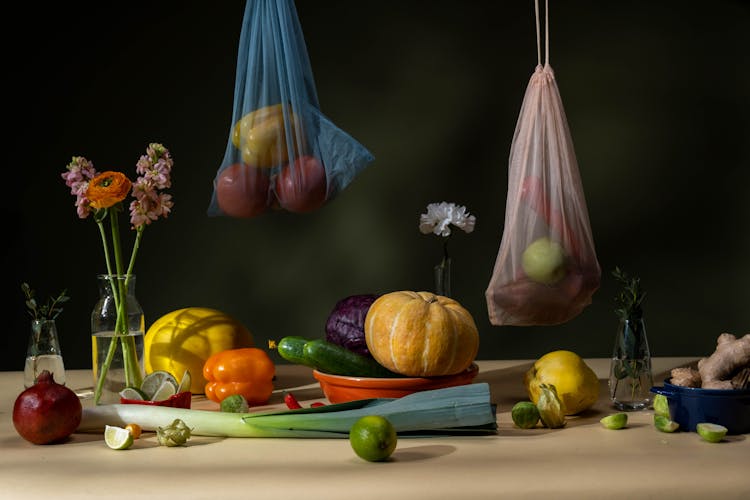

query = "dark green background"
[{"left": 6, "top": 0, "right": 748, "bottom": 373}]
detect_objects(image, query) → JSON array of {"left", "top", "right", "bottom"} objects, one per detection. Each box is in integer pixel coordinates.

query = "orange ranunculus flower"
[{"left": 86, "top": 171, "right": 132, "bottom": 209}]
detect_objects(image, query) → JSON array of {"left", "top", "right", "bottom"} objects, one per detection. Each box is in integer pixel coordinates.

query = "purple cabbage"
[{"left": 325, "top": 294, "right": 380, "bottom": 356}]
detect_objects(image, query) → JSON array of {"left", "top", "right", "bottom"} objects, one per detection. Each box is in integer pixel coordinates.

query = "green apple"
[{"left": 522, "top": 237, "right": 567, "bottom": 285}]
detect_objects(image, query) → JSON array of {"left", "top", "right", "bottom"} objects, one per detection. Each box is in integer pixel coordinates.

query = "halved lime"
[
  {"left": 176, "top": 369, "right": 192, "bottom": 394},
  {"left": 141, "top": 370, "right": 177, "bottom": 400},
  {"left": 653, "top": 394, "right": 670, "bottom": 418},
  {"left": 600, "top": 412, "right": 628, "bottom": 430},
  {"left": 654, "top": 414, "right": 680, "bottom": 433},
  {"left": 696, "top": 423, "right": 727, "bottom": 443},
  {"left": 119, "top": 386, "right": 147, "bottom": 401},
  {"left": 104, "top": 425, "right": 134, "bottom": 450},
  {"left": 150, "top": 379, "right": 177, "bottom": 401}
]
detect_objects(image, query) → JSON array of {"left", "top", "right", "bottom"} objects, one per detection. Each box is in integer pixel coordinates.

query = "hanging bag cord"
[{"left": 535, "top": 0, "right": 550, "bottom": 68}]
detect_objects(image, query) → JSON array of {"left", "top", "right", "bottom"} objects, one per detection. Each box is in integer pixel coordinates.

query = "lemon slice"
[
  {"left": 696, "top": 423, "right": 727, "bottom": 443},
  {"left": 177, "top": 369, "right": 192, "bottom": 394},
  {"left": 119, "top": 387, "right": 147, "bottom": 401},
  {"left": 150, "top": 379, "right": 177, "bottom": 401},
  {"left": 600, "top": 412, "right": 628, "bottom": 430},
  {"left": 105, "top": 425, "right": 134, "bottom": 450},
  {"left": 141, "top": 370, "right": 177, "bottom": 400}
]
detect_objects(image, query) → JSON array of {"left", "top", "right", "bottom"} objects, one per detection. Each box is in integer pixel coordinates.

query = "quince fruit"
[{"left": 524, "top": 350, "right": 599, "bottom": 415}]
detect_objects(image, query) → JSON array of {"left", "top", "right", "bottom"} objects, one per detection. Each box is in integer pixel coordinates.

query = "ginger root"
[
  {"left": 698, "top": 333, "right": 750, "bottom": 389},
  {"left": 669, "top": 367, "right": 701, "bottom": 388},
  {"left": 671, "top": 333, "right": 750, "bottom": 389}
]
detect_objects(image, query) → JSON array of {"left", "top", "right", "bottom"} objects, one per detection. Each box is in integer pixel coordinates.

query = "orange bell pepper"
[{"left": 203, "top": 348, "right": 275, "bottom": 405}]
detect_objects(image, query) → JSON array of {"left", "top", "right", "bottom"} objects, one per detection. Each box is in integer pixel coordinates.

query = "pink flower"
[
  {"left": 135, "top": 143, "right": 173, "bottom": 190},
  {"left": 61, "top": 156, "right": 98, "bottom": 219},
  {"left": 62, "top": 144, "right": 175, "bottom": 228},
  {"left": 130, "top": 143, "right": 174, "bottom": 228}
]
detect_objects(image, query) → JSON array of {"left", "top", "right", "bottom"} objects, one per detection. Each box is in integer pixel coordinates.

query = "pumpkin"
[{"left": 364, "top": 291, "right": 479, "bottom": 377}]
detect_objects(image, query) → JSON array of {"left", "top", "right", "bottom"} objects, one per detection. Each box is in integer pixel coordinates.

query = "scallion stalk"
[{"left": 78, "top": 383, "right": 497, "bottom": 437}]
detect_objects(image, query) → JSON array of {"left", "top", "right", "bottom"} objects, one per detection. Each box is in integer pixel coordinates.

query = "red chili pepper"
[
  {"left": 284, "top": 392, "right": 302, "bottom": 409},
  {"left": 310, "top": 402, "right": 325, "bottom": 408}
]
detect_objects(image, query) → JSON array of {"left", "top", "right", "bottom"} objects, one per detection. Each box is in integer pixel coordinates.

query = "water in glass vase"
[
  {"left": 91, "top": 331, "right": 145, "bottom": 404},
  {"left": 24, "top": 355, "right": 66, "bottom": 388},
  {"left": 609, "top": 356, "right": 653, "bottom": 410}
]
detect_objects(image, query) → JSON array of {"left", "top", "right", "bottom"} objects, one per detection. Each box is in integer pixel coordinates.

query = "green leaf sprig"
[
  {"left": 21, "top": 283, "right": 70, "bottom": 321},
  {"left": 612, "top": 267, "right": 645, "bottom": 322}
]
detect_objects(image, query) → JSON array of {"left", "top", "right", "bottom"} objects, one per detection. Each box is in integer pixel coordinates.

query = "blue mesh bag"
[{"left": 208, "top": 0, "right": 374, "bottom": 217}]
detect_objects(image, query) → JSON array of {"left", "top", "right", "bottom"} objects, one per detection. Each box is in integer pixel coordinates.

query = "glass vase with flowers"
[
  {"left": 419, "top": 202, "right": 476, "bottom": 298},
  {"left": 62, "top": 143, "right": 174, "bottom": 404}
]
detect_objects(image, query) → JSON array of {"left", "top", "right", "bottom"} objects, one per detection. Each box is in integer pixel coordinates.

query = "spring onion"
[{"left": 78, "top": 383, "right": 497, "bottom": 438}]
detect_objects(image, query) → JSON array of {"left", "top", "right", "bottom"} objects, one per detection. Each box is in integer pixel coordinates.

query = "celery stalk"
[{"left": 78, "top": 383, "right": 497, "bottom": 437}]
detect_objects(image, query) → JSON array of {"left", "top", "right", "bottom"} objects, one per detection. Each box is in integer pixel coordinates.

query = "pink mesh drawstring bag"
[{"left": 485, "top": 0, "right": 601, "bottom": 326}]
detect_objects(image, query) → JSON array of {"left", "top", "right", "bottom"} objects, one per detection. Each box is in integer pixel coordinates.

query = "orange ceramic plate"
[
  {"left": 313, "top": 363, "right": 479, "bottom": 403},
  {"left": 120, "top": 391, "right": 192, "bottom": 409}
]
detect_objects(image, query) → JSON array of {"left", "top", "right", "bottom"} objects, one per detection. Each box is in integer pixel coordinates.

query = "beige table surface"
[{"left": 1, "top": 358, "right": 748, "bottom": 500}]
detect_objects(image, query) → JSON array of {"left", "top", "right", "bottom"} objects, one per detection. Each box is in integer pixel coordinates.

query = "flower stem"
[
  {"left": 96, "top": 219, "right": 115, "bottom": 279},
  {"left": 126, "top": 227, "right": 144, "bottom": 277},
  {"left": 434, "top": 238, "right": 452, "bottom": 298},
  {"left": 433, "top": 237, "right": 452, "bottom": 297},
  {"left": 98, "top": 214, "right": 121, "bottom": 365},
  {"left": 92, "top": 206, "right": 143, "bottom": 404}
]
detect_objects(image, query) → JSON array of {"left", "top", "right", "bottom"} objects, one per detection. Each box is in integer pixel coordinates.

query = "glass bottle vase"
[
  {"left": 434, "top": 257, "right": 452, "bottom": 297},
  {"left": 91, "top": 274, "right": 145, "bottom": 404},
  {"left": 608, "top": 318, "right": 654, "bottom": 411},
  {"left": 24, "top": 319, "right": 66, "bottom": 388}
]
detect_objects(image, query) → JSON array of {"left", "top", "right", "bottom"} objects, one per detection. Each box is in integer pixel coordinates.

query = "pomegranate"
[{"left": 13, "top": 370, "right": 82, "bottom": 445}]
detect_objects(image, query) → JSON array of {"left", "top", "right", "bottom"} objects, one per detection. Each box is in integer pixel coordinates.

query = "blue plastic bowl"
[{"left": 650, "top": 380, "right": 750, "bottom": 434}]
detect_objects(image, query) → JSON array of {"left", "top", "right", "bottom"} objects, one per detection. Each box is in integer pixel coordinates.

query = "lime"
[
  {"left": 150, "top": 379, "right": 177, "bottom": 401},
  {"left": 654, "top": 414, "right": 680, "bottom": 433},
  {"left": 141, "top": 370, "right": 178, "bottom": 399},
  {"left": 119, "top": 386, "right": 147, "bottom": 401},
  {"left": 349, "top": 415, "right": 397, "bottom": 462},
  {"left": 696, "top": 423, "right": 727, "bottom": 443},
  {"left": 220, "top": 394, "right": 249, "bottom": 413},
  {"left": 600, "top": 412, "right": 628, "bottom": 430},
  {"left": 104, "top": 425, "right": 134, "bottom": 450},
  {"left": 177, "top": 369, "right": 192, "bottom": 394},
  {"left": 511, "top": 401, "right": 540, "bottom": 429},
  {"left": 653, "top": 394, "right": 670, "bottom": 418}
]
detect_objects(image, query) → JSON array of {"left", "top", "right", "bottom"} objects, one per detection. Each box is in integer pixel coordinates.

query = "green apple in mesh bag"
[{"left": 522, "top": 237, "right": 567, "bottom": 285}]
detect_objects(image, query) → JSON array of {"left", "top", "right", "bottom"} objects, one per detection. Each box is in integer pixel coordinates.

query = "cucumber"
[
  {"left": 303, "top": 339, "right": 399, "bottom": 378},
  {"left": 276, "top": 336, "right": 316, "bottom": 367}
]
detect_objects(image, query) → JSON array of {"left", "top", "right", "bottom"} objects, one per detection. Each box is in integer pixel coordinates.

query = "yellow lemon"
[
  {"left": 523, "top": 350, "right": 599, "bottom": 415},
  {"left": 144, "top": 307, "right": 254, "bottom": 394}
]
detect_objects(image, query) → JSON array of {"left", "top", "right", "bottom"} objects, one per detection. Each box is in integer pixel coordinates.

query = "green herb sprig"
[
  {"left": 610, "top": 267, "right": 650, "bottom": 399},
  {"left": 612, "top": 267, "right": 645, "bottom": 322},
  {"left": 21, "top": 283, "right": 70, "bottom": 321}
]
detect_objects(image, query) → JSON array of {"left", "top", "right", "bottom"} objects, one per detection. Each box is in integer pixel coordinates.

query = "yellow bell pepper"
[
  {"left": 203, "top": 348, "right": 275, "bottom": 405},
  {"left": 231, "top": 104, "right": 304, "bottom": 168}
]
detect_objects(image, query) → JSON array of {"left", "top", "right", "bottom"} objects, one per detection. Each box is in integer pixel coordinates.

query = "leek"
[{"left": 78, "top": 383, "right": 497, "bottom": 438}]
